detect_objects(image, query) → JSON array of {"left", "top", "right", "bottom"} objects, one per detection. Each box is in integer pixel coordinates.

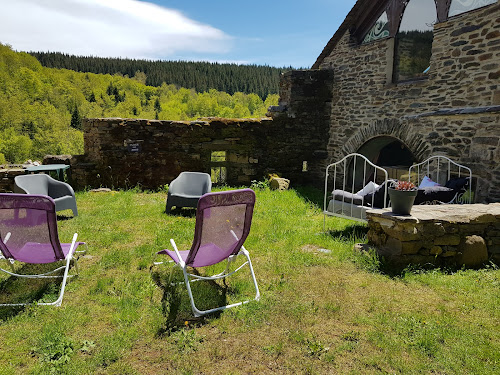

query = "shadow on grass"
[
  {"left": 350, "top": 243, "right": 472, "bottom": 278},
  {"left": 164, "top": 208, "right": 197, "bottom": 218},
  {"left": 327, "top": 225, "right": 369, "bottom": 242},
  {"left": 150, "top": 268, "right": 228, "bottom": 335},
  {"left": 294, "top": 185, "right": 324, "bottom": 208},
  {"left": 0, "top": 264, "right": 64, "bottom": 320},
  {"left": 56, "top": 215, "right": 74, "bottom": 221}
]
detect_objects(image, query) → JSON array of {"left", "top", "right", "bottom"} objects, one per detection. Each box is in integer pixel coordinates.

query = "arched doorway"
[{"left": 357, "top": 136, "right": 416, "bottom": 182}]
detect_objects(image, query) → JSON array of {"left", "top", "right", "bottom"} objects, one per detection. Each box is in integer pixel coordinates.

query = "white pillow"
[
  {"left": 356, "top": 181, "right": 380, "bottom": 196},
  {"left": 418, "top": 175, "right": 440, "bottom": 188}
]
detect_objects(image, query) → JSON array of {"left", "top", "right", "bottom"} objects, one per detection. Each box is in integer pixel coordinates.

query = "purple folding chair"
[
  {"left": 155, "top": 188, "right": 260, "bottom": 317},
  {"left": 0, "top": 194, "right": 87, "bottom": 306}
]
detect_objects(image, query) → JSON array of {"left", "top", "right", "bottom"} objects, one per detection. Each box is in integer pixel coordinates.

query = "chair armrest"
[
  {"left": 203, "top": 178, "right": 212, "bottom": 194},
  {"left": 167, "top": 177, "right": 180, "bottom": 194},
  {"left": 47, "top": 179, "right": 75, "bottom": 199}
]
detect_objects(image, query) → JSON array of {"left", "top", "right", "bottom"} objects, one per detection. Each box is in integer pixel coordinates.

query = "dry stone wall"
[
  {"left": 366, "top": 203, "right": 500, "bottom": 269},
  {"left": 74, "top": 118, "right": 268, "bottom": 189},
  {"left": 71, "top": 110, "right": 330, "bottom": 190}
]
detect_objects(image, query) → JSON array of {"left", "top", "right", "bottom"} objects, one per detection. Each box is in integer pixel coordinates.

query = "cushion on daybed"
[
  {"left": 356, "top": 181, "right": 380, "bottom": 196},
  {"left": 419, "top": 175, "right": 440, "bottom": 188},
  {"left": 444, "top": 177, "right": 468, "bottom": 190},
  {"left": 333, "top": 179, "right": 393, "bottom": 208},
  {"left": 332, "top": 190, "right": 365, "bottom": 206},
  {"left": 363, "top": 180, "right": 393, "bottom": 208}
]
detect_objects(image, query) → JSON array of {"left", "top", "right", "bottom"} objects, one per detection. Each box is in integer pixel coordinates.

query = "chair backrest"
[
  {"left": 171, "top": 172, "right": 212, "bottom": 196},
  {"left": 0, "top": 194, "right": 64, "bottom": 263},
  {"left": 186, "top": 189, "right": 255, "bottom": 267},
  {"left": 14, "top": 174, "right": 50, "bottom": 195}
]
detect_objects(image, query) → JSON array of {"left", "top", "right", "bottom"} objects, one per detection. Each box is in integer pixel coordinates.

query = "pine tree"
[{"left": 70, "top": 106, "right": 82, "bottom": 130}]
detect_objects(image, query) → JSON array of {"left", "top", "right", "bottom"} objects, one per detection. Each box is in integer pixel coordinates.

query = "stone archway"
[
  {"left": 330, "top": 118, "right": 431, "bottom": 185},
  {"left": 339, "top": 118, "right": 430, "bottom": 163}
]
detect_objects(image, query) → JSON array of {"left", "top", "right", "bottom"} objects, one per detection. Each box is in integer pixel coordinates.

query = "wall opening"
[
  {"left": 357, "top": 136, "right": 416, "bottom": 183},
  {"left": 211, "top": 151, "right": 227, "bottom": 184}
]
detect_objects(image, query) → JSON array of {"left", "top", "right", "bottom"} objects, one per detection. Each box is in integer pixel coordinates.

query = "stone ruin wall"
[
  {"left": 73, "top": 117, "right": 275, "bottom": 190},
  {"left": 313, "top": 3, "right": 500, "bottom": 202}
]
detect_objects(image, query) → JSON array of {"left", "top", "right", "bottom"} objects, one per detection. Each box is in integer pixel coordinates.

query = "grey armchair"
[
  {"left": 165, "top": 172, "right": 212, "bottom": 213},
  {"left": 14, "top": 174, "right": 78, "bottom": 216}
]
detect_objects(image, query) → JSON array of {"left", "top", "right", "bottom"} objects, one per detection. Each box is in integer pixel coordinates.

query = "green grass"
[{"left": 0, "top": 186, "right": 499, "bottom": 374}]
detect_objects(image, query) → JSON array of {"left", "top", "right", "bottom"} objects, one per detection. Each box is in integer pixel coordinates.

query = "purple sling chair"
[
  {"left": 0, "top": 194, "right": 87, "bottom": 306},
  {"left": 155, "top": 188, "right": 260, "bottom": 317}
]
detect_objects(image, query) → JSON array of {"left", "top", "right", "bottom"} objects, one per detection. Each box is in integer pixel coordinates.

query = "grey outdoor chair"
[
  {"left": 14, "top": 174, "right": 78, "bottom": 216},
  {"left": 165, "top": 172, "right": 212, "bottom": 213}
]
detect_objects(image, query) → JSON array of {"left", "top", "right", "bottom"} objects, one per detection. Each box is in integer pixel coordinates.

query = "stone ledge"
[
  {"left": 405, "top": 105, "right": 500, "bottom": 119},
  {"left": 367, "top": 203, "right": 500, "bottom": 223}
]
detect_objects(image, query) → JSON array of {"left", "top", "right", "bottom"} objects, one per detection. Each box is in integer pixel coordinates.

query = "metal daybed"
[
  {"left": 323, "top": 153, "right": 473, "bottom": 226},
  {"left": 323, "top": 153, "right": 390, "bottom": 225}
]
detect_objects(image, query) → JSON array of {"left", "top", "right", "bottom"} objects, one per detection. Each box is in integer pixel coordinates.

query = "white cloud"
[{"left": 0, "top": 0, "right": 233, "bottom": 59}]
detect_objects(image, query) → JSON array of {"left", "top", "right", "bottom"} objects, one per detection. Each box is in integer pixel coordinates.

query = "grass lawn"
[{"left": 0, "top": 186, "right": 499, "bottom": 374}]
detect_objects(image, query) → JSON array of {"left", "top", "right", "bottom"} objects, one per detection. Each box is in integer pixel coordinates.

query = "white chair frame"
[
  {"left": 0, "top": 233, "right": 87, "bottom": 307},
  {"left": 154, "top": 230, "right": 260, "bottom": 318}
]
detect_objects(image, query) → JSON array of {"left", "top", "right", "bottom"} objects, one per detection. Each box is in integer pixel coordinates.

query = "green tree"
[
  {"left": 70, "top": 106, "right": 82, "bottom": 130},
  {"left": 0, "top": 128, "right": 33, "bottom": 163}
]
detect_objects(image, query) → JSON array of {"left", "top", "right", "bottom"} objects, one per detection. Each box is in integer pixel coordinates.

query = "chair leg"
[
  {"left": 182, "top": 267, "right": 203, "bottom": 317},
  {"left": 37, "top": 233, "right": 78, "bottom": 306},
  {"left": 0, "top": 234, "right": 79, "bottom": 307},
  {"left": 0, "top": 257, "right": 16, "bottom": 272},
  {"left": 241, "top": 247, "right": 261, "bottom": 302},
  {"left": 182, "top": 247, "right": 260, "bottom": 317}
]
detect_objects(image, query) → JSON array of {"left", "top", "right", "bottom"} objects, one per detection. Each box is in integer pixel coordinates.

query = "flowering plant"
[{"left": 393, "top": 180, "right": 417, "bottom": 191}]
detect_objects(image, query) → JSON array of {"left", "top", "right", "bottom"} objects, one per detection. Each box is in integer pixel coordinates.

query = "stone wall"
[
  {"left": 0, "top": 166, "right": 25, "bottom": 192},
  {"left": 307, "top": 3, "right": 500, "bottom": 202},
  {"left": 74, "top": 118, "right": 269, "bottom": 189},
  {"left": 366, "top": 204, "right": 500, "bottom": 269},
  {"left": 269, "top": 69, "right": 334, "bottom": 185}
]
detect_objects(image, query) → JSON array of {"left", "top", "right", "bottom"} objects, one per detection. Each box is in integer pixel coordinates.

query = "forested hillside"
[
  {"left": 30, "top": 52, "right": 288, "bottom": 99},
  {"left": 0, "top": 43, "right": 278, "bottom": 163}
]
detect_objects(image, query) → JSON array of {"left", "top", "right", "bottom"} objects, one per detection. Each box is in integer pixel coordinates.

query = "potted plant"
[{"left": 388, "top": 180, "right": 418, "bottom": 215}]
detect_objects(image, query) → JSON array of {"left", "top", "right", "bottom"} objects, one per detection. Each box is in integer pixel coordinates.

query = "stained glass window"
[
  {"left": 449, "top": 0, "right": 497, "bottom": 17},
  {"left": 362, "top": 12, "right": 390, "bottom": 44},
  {"left": 394, "top": 0, "right": 436, "bottom": 82}
]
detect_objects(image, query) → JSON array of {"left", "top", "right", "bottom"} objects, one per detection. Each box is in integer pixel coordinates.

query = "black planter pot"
[{"left": 388, "top": 187, "right": 418, "bottom": 215}]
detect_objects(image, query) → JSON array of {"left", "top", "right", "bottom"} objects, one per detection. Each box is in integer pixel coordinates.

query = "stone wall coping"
[
  {"left": 86, "top": 117, "right": 271, "bottom": 126},
  {"left": 367, "top": 203, "right": 500, "bottom": 224},
  {"left": 405, "top": 105, "right": 500, "bottom": 119}
]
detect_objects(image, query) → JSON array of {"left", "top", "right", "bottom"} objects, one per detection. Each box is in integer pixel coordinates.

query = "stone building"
[{"left": 273, "top": 0, "right": 500, "bottom": 202}]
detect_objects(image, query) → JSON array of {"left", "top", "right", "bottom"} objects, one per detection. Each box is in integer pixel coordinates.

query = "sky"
[
  {"left": 399, "top": 0, "right": 437, "bottom": 32},
  {"left": 0, "top": 0, "right": 357, "bottom": 68}
]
